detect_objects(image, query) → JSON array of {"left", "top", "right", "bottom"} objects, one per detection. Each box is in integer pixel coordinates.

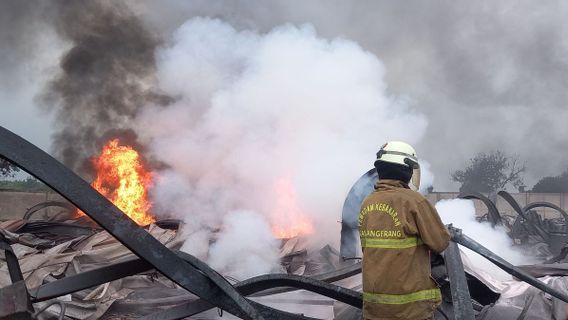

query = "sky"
[{"left": 2, "top": 0, "right": 568, "bottom": 191}]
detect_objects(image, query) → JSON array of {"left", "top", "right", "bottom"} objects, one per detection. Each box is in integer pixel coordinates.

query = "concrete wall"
[
  {"left": 0, "top": 191, "right": 69, "bottom": 221},
  {"left": 2, "top": 190, "right": 568, "bottom": 221},
  {"left": 426, "top": 192, "right": 568, "bottom": 219}
]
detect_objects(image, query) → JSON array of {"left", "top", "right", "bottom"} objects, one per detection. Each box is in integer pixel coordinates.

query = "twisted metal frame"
[
  {"left": 3, "top": 126, "right": 568, "bottom": 319},
  {"left": 497, "top": 191, "right": 550, "bottom": 242},
  {"left": 523, "top": 202, "right": 568, "bottom": 227},
  {"left": 0, "top": 126, "right": 361, "bottom": 319},
  {"left": 458, "top": 192, "right": 502, "bottom": 227},
  {"left": 498, "top": 191, "right": 568, "bottom": 254},
  {"left": 23, "top": 201, "right": 75, "bottom": 220}
]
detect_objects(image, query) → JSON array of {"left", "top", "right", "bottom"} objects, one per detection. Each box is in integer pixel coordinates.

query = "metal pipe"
[
  {"left": 449, "top": 226, "right": 568, "bottom": 303},
  {"left": 497, "top": 191, "right": 551, "bottom": 242},
  {"left": 523, "top": 202, "right": 568, "bottom": 229},
  {"left": 458, "top": 192, "right": 502, "bottom": 227},
  {"left": 444, "top": 234, "right": 475, "bottom": 320},
  {"left": 0, "top": 233, "right": 25, "bottom": 283},
  {"left": 0, "top": 126, "right": 263, "bottom": 320}
]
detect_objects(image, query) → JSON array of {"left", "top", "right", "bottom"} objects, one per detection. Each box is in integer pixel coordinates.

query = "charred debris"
[{"left": 1, "top": 127, "right": 568, "bottom": 319}]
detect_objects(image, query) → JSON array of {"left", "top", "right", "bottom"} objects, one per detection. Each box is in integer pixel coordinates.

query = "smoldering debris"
[
  {"left": 2, "top": 129, "right": 568, "bottom": 319},
  {"left": 3, "top": 189, "right": 568, "bottom": 319},
  {"left": 0, "top": 204, "right": 356, "bottom": 319},
  {"left": 3, "top": 1, "right": 568, "bottom": 319}
]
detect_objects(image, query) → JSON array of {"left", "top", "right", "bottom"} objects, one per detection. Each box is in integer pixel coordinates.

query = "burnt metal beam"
[
  {"left": 30, "top": 258, "right": 152, "bottom": 302},
  {"left": 23, "top": 201, "right": 75, "bottom": 220},
  {"left": 0, "top": 126, "right": 264, "bottom": 319},
  {"left": 145, "top": 251, "right": 362, "bottom": 319},
  {"left": 31, "top": 251, "right": 362, "bottom": 316},
  {"left": 0, "top": 233, "right": 24, "bottom": 283},
  {"left": 250, "top": 261, "right": 362, "bottom": 297},
  {"left": 0, "top": 281, "right": 34, "bottom": 320},
  {"left": 0, "top": 236, "right": 33, "bottom": 319},
  {"left": 458, "top": 192, "right": 502, "bottom": 227},
  {"left": 15, "top": 221, "right": 98, "bottom": 238},
  {"left": 445, "top": 227, "right": 476, "bottom": 320},
  {"left": 0, "top": 126, "right": 364, "bottom": 320},
  {"left": 31, "top": 255, "right": 323, "bottom": 320},
  {"left": 497, "top": 191, "right": 550, "bottom": 242},
  {"left": 141, "top": 272, "right": 362, "bottom": 320},
  {"left": 233, "top": 273, "right": 362, "bottom": 306},
  {"left": 523, "top": 202, "right": 568, "bottom": 226},
  {"left": 449, "top": 225, "right": 568, "bottom": 303}
]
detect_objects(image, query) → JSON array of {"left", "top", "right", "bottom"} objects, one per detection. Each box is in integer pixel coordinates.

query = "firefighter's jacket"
[{"left": 359, "top": 179, "right": 450, "bottom": 320}]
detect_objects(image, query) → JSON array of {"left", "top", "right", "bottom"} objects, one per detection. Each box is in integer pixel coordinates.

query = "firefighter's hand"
[{"left": 445, "top": 224, "right": 462, "bottom": 240}]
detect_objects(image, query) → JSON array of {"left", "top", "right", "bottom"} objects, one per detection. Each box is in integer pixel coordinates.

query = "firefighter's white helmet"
[{"left": 375, "top": 141, "right": 421, "bottom": 191}]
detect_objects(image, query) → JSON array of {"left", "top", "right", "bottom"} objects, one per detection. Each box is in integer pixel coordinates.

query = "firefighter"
[{"left": 359, "top": 141, "right": 450, "bottom": 320}]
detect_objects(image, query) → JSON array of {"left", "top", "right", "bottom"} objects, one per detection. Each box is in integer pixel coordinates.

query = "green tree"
[
  {"left": 0, "top": 158, "right": 19, "bottom": 178},
  {"left": 0, "top": 177, "right": 51, "bottom": 192},
  {"left": 532, "top": 170, "right": 568, "bottom": 193},
  {"left": 451, "top": 151, "right": 525, "bottom": 193}
]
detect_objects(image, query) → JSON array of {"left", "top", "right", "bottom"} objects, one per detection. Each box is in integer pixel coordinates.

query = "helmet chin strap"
[{"left": 410, "top": 167, "right": 421, "bottom": 191}]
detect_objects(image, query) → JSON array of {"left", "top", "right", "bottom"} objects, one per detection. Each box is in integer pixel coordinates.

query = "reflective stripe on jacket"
[
  {"left": 363, "top": 288, "right": 442, "bottom": 305},
  {"left": 360, "top": 236, "right": 423, "bottom": 249},
  {"left": 359, "top": 179, "right": 450, "bottom": 320}
]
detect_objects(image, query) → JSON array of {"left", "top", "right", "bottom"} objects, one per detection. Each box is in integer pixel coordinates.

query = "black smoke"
[
  {"left": 0, "top": 2, "right": 48, "bottom": 89},
  {"left": 39, "top": 0, "right": 171, "bottom": 176},
  {"left": 3, "top": 1, "right": 568, "bottom": 188}
]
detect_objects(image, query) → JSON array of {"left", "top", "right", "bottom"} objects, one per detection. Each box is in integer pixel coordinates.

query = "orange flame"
[
  {"left": 271, "top": 176, "right": 314, "bottom": 239},
  {"left": 89, "top": 139, "right": 155, "bottom": 225}
]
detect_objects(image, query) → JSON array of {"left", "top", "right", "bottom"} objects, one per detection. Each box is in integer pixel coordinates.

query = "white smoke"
[
  {"left": 418, "top": 159, "right": 434, "bottom": 194},
  {"left": 435, "top": 199, "right": 536, "bottom": 280},
  {"left": 208, "top": 210, "right": 280, "bottom": 279},
  {"left": 136, "top": 18, "right": 429, "bottom": 276}
]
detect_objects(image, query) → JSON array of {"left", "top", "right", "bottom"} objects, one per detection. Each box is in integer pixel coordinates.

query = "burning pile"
[
  {"left": 86, "top": 139, "right": 314, "bottom": 237},
  {"left": 88, "top": 139, "right": 155, "bottom": 225},
  {"left": 272, "top": 176, "right": 315, "bottom": 239},
  {"left": 4, "top": 124, "right": 568, "bottom": 319}
]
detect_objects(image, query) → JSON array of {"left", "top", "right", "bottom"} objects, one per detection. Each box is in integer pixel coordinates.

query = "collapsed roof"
[{"left": 1, "top": 126, "right": 568, "bottom": 319}]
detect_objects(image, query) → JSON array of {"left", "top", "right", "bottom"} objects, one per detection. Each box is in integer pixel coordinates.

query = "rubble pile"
[
  {"left": 2, "top": 127, "right": 568, "bottom": 319},
  {"left": 0, "top": 207, "right": 358, "bottom": 319}
]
